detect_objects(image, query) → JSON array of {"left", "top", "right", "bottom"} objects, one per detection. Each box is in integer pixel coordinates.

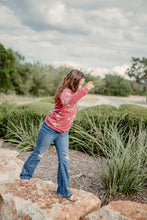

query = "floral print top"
[{"left": 44, "top": 86, "right": 90, "bottom": 133}]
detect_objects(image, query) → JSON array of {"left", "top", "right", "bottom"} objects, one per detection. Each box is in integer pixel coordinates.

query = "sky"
[{"left": 0, "top": 0, "right": 147, "bottom": 78}]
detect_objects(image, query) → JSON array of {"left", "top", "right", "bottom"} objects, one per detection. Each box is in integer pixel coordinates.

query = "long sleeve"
[{"left": 60, "top": 86, "right": 90, "bottom": 105}]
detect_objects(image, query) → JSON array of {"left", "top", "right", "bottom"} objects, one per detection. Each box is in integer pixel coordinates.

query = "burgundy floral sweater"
[{"left": 44, "top": 86, "right": 90, "bottom": 133}]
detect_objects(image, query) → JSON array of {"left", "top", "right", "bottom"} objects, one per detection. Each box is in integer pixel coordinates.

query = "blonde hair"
[{"left": 54, "top": 69, "right": 86, "bottom": 103}]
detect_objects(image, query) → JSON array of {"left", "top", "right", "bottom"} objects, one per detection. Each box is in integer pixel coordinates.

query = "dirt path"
[{"left": 79, "top": 94, "right": 147, "bottom": 109}]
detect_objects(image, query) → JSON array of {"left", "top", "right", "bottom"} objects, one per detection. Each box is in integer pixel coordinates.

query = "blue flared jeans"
[{"left": 20, "top": 121, "right": 72, "bottom": 198}]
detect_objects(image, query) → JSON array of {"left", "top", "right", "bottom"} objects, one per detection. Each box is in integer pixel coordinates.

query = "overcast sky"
[{"left": 0, "top": 0, "right": 147, "bottom": 78}]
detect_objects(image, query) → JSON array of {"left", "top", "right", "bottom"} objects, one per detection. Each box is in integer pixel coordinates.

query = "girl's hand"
[{"left": 85, "top": 81, "right": 94, "bottom": 90}]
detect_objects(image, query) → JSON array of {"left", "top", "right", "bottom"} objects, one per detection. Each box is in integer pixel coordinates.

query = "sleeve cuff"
[{"left": 82, "top": 86, "right": 90, "bottom": 94}]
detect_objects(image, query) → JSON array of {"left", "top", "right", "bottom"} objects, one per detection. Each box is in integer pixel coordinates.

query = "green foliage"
[
  {"left": 0, "top": 43, "right": 16, "bottom": 93},
  {"left": 0, "top": 101, "right": 16, "bottom": 137},
  {"left": 12, "top": 62, "right": 34, "bottom": 95},
  {"left": 75, "top": 104, "right": 118, "bottom": 129},
  {"left": 69, "top": 104, "right": 147, "bottom": 153},
  {"left": 128, "top": 80, "right": 145, "bottom": 95},
  {"left": 13, "top": 51, "right": 25, "bottom": 63},
  {"left": 119, "top": 104, "right": 147, "bottom": 129},
  {"left": 12, "top": 62, "right": 72, "bottom": 97},
  {"left": 84, "top": 73, "right": 106, "bottom": 94},
  {"left": 103, "top": 74, "right": 132, "bottom": 96},
  {"left": 99, "top": 123, "right": 147, "bottom": 195},
  {"left": 13, "top": 62, "right": 51, "bottom": 96},
  {"left": 125, "top": 57, "right": 147, "bottom": 102},
  {"left": 5, "top": 117, "right": 44, "bottom": 152},
  {"left": 70, "top": 112, "right": 147, "bottom": 195},
  {"left": 69, "top": 105, "right": 119, "bottom": 152},
  {"left": 5, "top": 101, "right": 54, "bottom": 139},
  {"left": 126, "top": 57, "right": 147, "bottom": 83}
]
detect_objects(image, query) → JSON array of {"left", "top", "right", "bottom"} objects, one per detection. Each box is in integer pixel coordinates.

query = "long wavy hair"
[{"left": 54, "top": 69, "right": 86, "bottom": 103}]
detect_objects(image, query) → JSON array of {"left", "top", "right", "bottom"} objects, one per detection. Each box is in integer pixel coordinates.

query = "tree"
[
  {"left": 13, "top": 51, "right": 25, "bottom": 63},
  {"left": 104, "top": 74, "right": 132, "bottom": 96},
  {"left": 125, "top": 57, "right": 147, "bottom": 102},
  {"left": 0, "top": 43, "right": 16, "bottom": 93}
]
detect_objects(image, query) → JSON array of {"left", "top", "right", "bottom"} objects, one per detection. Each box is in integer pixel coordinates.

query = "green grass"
[
  {"left": 99, "top": 123, "right": 147, "bottom": 196},
  {"left": 4, "top": 116, "right": 44, "bottom": 152},
  {"left": 70, "top": 112, "right": 147, "bottom": 196}
]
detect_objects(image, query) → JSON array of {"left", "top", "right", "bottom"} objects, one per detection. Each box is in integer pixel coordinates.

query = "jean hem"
[
  {"left": 20, "top": 178, "right": 30, "bottom": 181},
  {"left": 57, "top": 192, "right": 72, "bottom": 198},
  {"left": 20, "top": 175, "right": 30, "bottom": 181}
]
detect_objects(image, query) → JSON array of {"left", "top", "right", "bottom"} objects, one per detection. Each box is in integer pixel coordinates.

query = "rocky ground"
[{"left": 1, "top": 143, "right": 147, "bottom": 207}]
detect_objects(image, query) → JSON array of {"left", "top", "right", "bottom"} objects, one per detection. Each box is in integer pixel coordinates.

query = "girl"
[{"left": 20, "top": 69, "right": 94, "bottom": 202}]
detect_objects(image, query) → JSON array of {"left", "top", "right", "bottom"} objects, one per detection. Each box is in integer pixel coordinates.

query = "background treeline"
[{"left": 0, "top": 42, "right": 146, "bottom": 97}]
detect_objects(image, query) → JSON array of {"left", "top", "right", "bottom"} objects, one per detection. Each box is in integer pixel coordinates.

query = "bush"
[
  {"left": 5, "top": 101, "right": 54, "bottom": 139},
  {"left": 69, "top": 104, "right": 147, "bottom": 153},
  {"left": 0, "top": 101, "right": 16, "bottom": 137},
  {"left": 103, "top": 74, "right": 132, "bottom": 96},
  {"left": 119, "top": 104, "right": 147, "bottom": 130},
  {"left": 128, "top": 80, "right": 145, "bottom": 95},
  {"left": 0, "top": 43, "right": 16, "bottom": 93},
  {"left": 74, "top": 104, "right": 118, "bottom": 129}
]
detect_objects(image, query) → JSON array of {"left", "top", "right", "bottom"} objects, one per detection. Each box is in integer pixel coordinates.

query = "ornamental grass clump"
[
  {"left": 99, "top": 123, "right": 147, "bottom": 196},
  {"left": 70, "top": 110, "right": 147, "bottom": 196},
  {"left": 4, "top": 116, "right": 44, "bottom": 152}
]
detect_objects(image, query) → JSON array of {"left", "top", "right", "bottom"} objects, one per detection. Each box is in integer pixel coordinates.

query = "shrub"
[
  {"left": 69, "top": 104, "right": 147, "bottom": 152},
  {"left": 103, "top": 74, "right": 132, "bottom": 96},
  {"left": 0, "top": 101, "right": 16, "bottom": 137},
  {"left": 119, "top": 104, "right": 147, "bottom": 130},
  {"left": 5, "top": 102, "right": 54, "bottom": 139},
  {"left": 74, "top": 104, "right": 118, "bottom": 129}
]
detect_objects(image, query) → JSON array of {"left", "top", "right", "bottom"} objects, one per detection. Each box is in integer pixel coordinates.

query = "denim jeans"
[{"left": 20, "top": 121, "right": 72, "bottom": 198}]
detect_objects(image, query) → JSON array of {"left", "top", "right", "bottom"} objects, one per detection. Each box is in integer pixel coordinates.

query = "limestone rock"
[
  {"left": 85, "top": 207, "right": 130, "bottom": 220},
  {"left": 0, "top": 148, "right": 101, "bottom": 219},
  {"left": 104, "top": 200, "right": 147, "bottom": 220},
  {"left": 0, "top": 178, "right": 101, "bottom": 220},
  {"left": 85, "top": 200, "right": 147, "bottom": 220},
  {"left": 0, "top": 148, "right": 23, "bottom": 184}
]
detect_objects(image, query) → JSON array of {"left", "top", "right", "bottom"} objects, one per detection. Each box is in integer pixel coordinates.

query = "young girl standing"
[{"left": 20, "top": 69, "right": 94, "bottom": 202}]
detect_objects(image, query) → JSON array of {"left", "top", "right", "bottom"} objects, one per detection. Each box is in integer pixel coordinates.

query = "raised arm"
[{"left": 60, "top": 86, "right": 90, "bottom": 105}]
